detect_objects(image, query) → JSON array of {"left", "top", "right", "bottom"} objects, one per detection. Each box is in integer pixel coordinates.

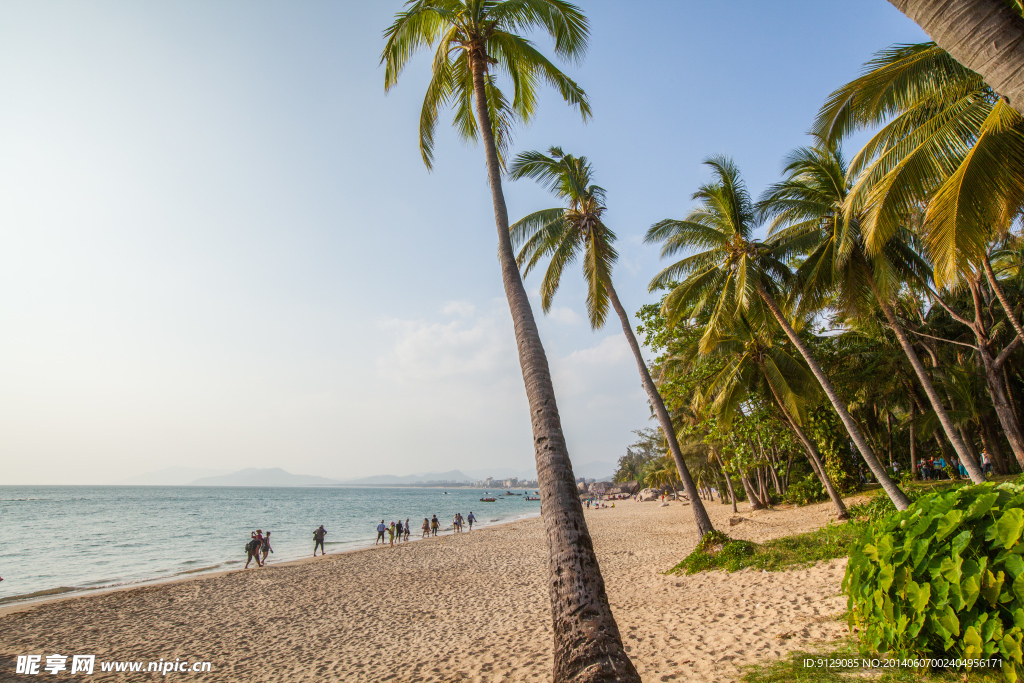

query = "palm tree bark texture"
[
  {"left": 468, "top": 54, "right": 639, "bottom": 683},
  {"left": 606, "top": 283, "right": 716, "bottom": 536}
]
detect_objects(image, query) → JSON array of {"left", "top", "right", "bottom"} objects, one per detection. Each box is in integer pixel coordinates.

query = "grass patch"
[
  {"left": 741, "top": 642, "right": 1005, "bottom": 682},
  {"left": 668, "top": 523, "right": 862, "bottom": 575}
]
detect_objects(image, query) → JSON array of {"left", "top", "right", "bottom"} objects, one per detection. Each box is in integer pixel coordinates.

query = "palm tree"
[
  {"left": 758, "top": 141, "right": 986, "bottom": 483},
  {"left": 815, "top": 44, "right": 1024, "bottom": 466},
  {"left": 885, "top": 0, "right": 1024, "bottom": 118},
  {"left": 381, "top": 4, "right": 638, "bottom": 680},
  {"left": 696, "top": 314, "right": 850, "bottom": 518},
  {"left": 814, "top": 42, "right": 1024, "bottom": 323},
  {"left": 507, "top": 146, "right": 716, "bottom": 536},
  {"left": 645, "top": 156, "right": 911, "bottom": 510}
]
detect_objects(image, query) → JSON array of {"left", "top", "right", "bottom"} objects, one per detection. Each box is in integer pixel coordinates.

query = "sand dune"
[{"left": 0, "top": 496, "right": 857, "bottom": 682}]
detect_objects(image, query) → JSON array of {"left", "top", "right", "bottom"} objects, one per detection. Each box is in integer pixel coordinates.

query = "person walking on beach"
[
  {"left": 313, "top": 525, "right": 327, "bottom": 557},
  {"left": 261, "top": 531, "right": 273, "bottom": 565},
  {"left": 404, "top": 518, "right": 411, "bottom": 542},
  {"left": 430, "top": 514, "right": 439, "bottom": 537},
  {"left": 421, "top": 518, "right": 430, "bottom": 538},
  {"left": 467, "top": 511, "right": 475, "bottom": 531},
  {"left": 388, "top": 521, "right": 396, "bottom": 547},
  {"left": 376, "top": 520, "right": 387, "bottom": 545},
  {"left": 245, "top": 531, "right": 263, "bottom": 568}
]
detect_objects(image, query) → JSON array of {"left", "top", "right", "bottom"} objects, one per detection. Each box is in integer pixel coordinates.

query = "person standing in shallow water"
[
  {"left": 313, "top": 525, "right": 326, "bottom": 557},
  {"left": 376, "top": 520, "right": 387, "bottom": 545},
  {"left": 430, "top": 515, "right": 439, "bottom": 537},
  {"left": 404, "top": 518, "right": 411, "bottom": 542},
  {"left": 467, "top": 511, "right": 475, "bottom": 531},
  {"left": 421, "top": 518, "right": 430, "bottom": 538}
]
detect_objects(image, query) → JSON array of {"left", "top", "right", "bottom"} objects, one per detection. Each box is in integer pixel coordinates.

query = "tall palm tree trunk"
[
  {"left": 606, "top": 283, "right": 715, "bottom": 536},
  {"left": 765, "top": 384, "right": 849, "bottom": 518},
  {"left": 979, "top": 347, "right": 1024, "bottom": 468},
  {"left": 887, "top": 0, "right": 1024, "bottom": 117},
  {"left": 468, "top": 61, "right": 638, "bottom": 683},
  {"left": 713, "top": 450, "right": 738, "bottom": 513},
  {"left": 909, "top": 402, "right": 918, "bottom": 478},
  {"left": 755, "top": 283, "right": 911, "bottom": 509},
  {"left": 872, "top": 287, "right": 986, "bottom": 482},
  {"left": 983, "top": 257, "right": 1024, "bottom": 342}
]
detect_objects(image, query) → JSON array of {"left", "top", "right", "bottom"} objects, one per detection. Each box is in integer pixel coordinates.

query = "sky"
[{"left": 0, "top": 1, "right": 928, "bottom": 485}]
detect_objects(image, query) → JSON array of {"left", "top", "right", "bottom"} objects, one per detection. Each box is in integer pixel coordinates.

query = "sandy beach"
[{"left": 1, "top": 496, "right": 858, "bottom": 682}]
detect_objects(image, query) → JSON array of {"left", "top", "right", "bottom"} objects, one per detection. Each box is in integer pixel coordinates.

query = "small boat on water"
[
  {"left": 525, "top": 496, "right": 540, "bottom": 501},
  {"left": 504, "top": 491, "right": 522, "bottom": 496},
  {"left": 480, "top": 497, "right": 497, "bottom": 502}
]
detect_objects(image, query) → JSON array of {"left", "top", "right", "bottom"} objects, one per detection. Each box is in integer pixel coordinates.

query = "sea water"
[{"left": 0, "top": 486, "right": 540, "bottom": 604}]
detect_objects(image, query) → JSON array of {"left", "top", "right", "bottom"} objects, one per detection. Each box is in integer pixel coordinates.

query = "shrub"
[
  {"left": 844, "top": 482, "right": 1024, "bottom": 680},
  {"left": 671, "top": 531, "right": 757, "bottom": 574},
  {"left": 848, "top": 488, "right": 925, "bottom": 524},
  {"left": 785, "top": 473, "right": 826, "bottom": 506},
  {"left": 670, "top": 523, "right": 861, "bottom": 575}
]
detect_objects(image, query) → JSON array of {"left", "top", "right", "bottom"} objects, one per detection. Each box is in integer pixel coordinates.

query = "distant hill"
[
  {"left": 117, "top": 466, "right": 232, "bottom": 486},
  {"left": 190, "top": 468, "right": 342, "bottom": 487},
  {"left": 337, "top": 470, "right": 474, "bottom": 486}
]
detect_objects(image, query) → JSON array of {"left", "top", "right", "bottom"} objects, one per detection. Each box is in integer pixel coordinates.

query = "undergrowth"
[{"left": 668, "top": 522, "right": 862, "bottom": 575}]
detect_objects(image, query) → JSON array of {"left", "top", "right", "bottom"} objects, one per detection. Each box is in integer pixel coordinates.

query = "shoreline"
[{"left": 0, "top": 510, "right": 541, "bottom": 617}]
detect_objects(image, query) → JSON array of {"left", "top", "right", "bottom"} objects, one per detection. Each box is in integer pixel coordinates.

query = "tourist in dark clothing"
[{"left": 313, "top": 525, "right": 327, "bottom": 557}]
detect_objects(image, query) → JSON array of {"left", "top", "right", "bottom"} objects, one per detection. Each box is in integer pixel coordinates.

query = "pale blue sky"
[{"left": 0, "top": 2, "right": 926, "bottom": 484}]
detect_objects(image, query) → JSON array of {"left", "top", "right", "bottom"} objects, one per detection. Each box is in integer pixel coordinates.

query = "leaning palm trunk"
[
  {"left": 713, "top": 450, "right": 738, "bottom": 513},
  {"left": 871, "top": 283, "right": 986, "bottom": 483},
  {"left": 766, "top": 384, "right": 849, "bottom": 518},
  {"left": 606, "top": 283, "right": 715, "bottom": 536},
  {"left": 468, "top": 63, "right": 638, "bottom": 682},
  {"left": 887, "top": 0, "right": 1024, "bottom": 118},
  {"left": 755, "top": 282, "right": 911, "bottom": 509},
  {"left": 983, "top": 257, "right": 1024, "bottom": 342},
  {"left": 979, "top": 347, "right": 1024, "bottom": 468}
]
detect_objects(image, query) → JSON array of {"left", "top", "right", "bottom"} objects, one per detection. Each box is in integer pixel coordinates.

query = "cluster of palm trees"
[{"left": 381, "top": 0, "right": 1024, "bottom": 680}]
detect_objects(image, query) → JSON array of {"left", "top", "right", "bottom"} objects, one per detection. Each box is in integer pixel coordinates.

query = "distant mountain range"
[
  {"left": 191, "top": 468, "right": 343, "bottom": 487},
  {"left": 117, "top": 466, "right": 232, "bottom": 486},
  {"left": 117, "top": 460, "right": 616, "bottom": 488}
]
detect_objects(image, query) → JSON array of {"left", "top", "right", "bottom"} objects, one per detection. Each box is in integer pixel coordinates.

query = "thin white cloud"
[
  {"left": 441, "top": 300, "right": 476, "bottom": 317},
  {"left": 546, "top": 306, "right": 583, "bottom": 325}
]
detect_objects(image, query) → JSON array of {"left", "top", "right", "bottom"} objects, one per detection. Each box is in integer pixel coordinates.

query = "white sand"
[{"left": 0, "top": 495, "right": 862, "bottom": 681}]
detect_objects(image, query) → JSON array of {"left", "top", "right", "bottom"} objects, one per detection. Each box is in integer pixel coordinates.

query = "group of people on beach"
[
  {"left": 374, "top": 512, "right": 477, "bottom": 547},
  {"left": 245, "top": 510, "right": 483, "bottom": 567},
  {"left": 376, "top": 519, "right": 412, "bottom": 546},
  {"left": 244, "top": 529, "right": 273, "bottom": 568}
]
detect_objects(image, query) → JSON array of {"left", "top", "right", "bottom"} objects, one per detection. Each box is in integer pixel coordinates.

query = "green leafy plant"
[
  {"left": 849, "top": 488, "right": 926, "bottom": 523},
  {"left": 844, "top": 482, "right": 1024, "bottom": 680},
  {"left": 786, "top": 473, "right": 827, "bottom": 506}
]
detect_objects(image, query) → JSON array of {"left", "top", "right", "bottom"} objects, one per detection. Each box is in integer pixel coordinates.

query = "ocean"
[{"left": 0, "top": 485, "right": 540, "bottom": 604}]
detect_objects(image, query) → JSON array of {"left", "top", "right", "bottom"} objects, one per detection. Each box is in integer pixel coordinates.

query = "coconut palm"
[
  {"left": 814, "top": 43, "right": 1024, "bottom": 321},
  {"left": 508, "top": 146, "right": 716, "bottom": 536},
  {"left": 758, "top": 141, "right": 986, "bottom": 483},
  {"left": 645, "top": 156, "right": 911, "bottom": 510},
  {"left": 381, "top": 4, "right": 638, "bottom": 680},
  {"left": 695, "top": 314, "right": 850, "bottom": 517},
  {"left": 815, "top": 45, "right": 1024, "bottom": 465},
  {"left": 885, "top": 0, "right": 1024, "bottom": 118}
]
